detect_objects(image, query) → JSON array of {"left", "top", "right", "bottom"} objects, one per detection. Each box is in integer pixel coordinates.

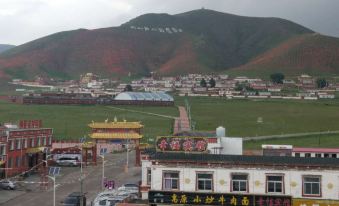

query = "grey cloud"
[{"left": 1, "top": 0, "right": 339, "bottom": 45}]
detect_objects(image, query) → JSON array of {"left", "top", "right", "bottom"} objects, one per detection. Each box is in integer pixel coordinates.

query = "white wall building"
[{"left": 141, "top": 152, "right": 339, "bottom": 205}]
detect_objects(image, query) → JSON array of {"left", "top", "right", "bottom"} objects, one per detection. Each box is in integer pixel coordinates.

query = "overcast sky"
[{"left": 1, "top": 0, "right": 339, "bottom": 45}]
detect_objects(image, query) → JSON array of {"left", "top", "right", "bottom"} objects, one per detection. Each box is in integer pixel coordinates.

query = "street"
[{"left": 0, "top": 151, "right": 141, "bottom": 206}]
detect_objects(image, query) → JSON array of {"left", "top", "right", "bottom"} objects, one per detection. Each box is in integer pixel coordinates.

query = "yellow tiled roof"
[
  {"left": 82, "top": 141, "right": 96, "bottom": 149},
  {"left": 89, "top": 132, "right": 143, "bottom": 139},
  {"left": 88, "top": 121, "right": 143, "bottom": 129}
]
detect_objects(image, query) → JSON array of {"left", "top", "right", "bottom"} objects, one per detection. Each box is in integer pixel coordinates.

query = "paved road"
[
  {"left": 0, "top": 151, "right": 141, "bottom": 206},
  {"left": 173, "top": 106, "right": 190, "bottom": 133}
]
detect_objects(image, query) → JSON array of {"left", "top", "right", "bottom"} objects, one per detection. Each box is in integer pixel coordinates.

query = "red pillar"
[{"left": 135, "top": 139, "right": 141, "bottom": 166}]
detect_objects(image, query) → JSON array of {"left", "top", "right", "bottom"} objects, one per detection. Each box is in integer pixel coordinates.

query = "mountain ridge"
[
  {"left": 0, "top": 44, "right": 15, "bottom": 54},
  {"left": 0, "top": 9, "right": 332, "bottom": 80}
]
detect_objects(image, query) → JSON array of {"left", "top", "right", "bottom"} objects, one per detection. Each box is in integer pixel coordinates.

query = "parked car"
[
  {"left": 56, "top": 157, "right": 80, "bottom": 167},
  {"left": 0, "top": 179, "right": 16, "bottom": 190},
  {"left": 62, "top": 192, "right": 86, "bottom": 206},
  {"left": 117, "top": 183, "right": 139, "bottom": 192}
]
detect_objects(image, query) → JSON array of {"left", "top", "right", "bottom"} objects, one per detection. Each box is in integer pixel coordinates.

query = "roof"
[
  {"left": 147, "top": 151, "right": 339, "bottom": 168},
  {"left": 89, "top": 121, "right": 143, "bottom": 129},
  {"left": 89, "top": 132, "right": 142, "bottom": 139},
  {"left": 115, "top": 92, "right": 174, "bottom": 101},
  {"left": 293, "top": 147, "right": 339, "bottom": 153}
]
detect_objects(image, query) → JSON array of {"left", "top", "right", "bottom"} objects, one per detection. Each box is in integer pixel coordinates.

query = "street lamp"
[
  {"left": 98, "top": 154, "right": 105, "bottom": 190},
  {"left": 47, "top": 175, "right": 56, "bottom": 206}
]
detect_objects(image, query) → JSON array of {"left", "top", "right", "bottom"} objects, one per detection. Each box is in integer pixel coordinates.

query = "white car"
[
  {"left": 56, "top": 157, "right": 80, "bottom": 167},
  {"left": 0, "top": 179, "right": 16, "bottom": 190},
  {"left": 117, "top": 183, "right": 138, "bottom": 192}
]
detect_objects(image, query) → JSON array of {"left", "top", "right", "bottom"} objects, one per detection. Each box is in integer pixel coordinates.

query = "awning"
[
  {"left": 89, "top": 132, "right": 143, "bottom": 139},
  {"left": 26, "top": 147, "right": 47, "bottom": 154}
]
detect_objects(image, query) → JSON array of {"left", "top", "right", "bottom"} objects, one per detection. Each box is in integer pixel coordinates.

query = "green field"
[
  {"left": 178, "top": 97, "right": 339, "bottom": 137},
  {"left": 244, "top": 133, "right": 339, "bottom": 150},
  {"left": 1, "top": 96, "right": 339, "bottom": 148},
  {"left": 0, "top": 101, "right": 177, "bottom": 140}
]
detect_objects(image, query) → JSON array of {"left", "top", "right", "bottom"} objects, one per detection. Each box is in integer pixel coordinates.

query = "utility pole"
[
  {"left": 47, "top": 175, "right": 56, "bottom": 206},
  {"left": 99, "top": 154, "right": 105, "bottom": 190},
  {"left": 80, "top": 147, "right": 84, "bottom": 206}
]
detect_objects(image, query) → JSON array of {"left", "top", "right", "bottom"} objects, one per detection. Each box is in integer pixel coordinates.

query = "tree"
[
  {"left": 200, "top": 78, "right": 207, "bottom": 87},
  {"left": 316, "top": 78, "right": 328, "bottom": 88},
  {"left": 270, "top": 73, "right": 285, "bottom": 84},
  {"left": 209, "top": 78, "right": 216, "bottom": 88},
  {"left": 124, "top": 84, "right": 133, "bottom": 91}
]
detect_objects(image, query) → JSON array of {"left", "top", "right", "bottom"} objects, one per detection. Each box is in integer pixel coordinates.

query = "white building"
[{"left": 141, "top": 151, "right": 339, "bottom": 206}]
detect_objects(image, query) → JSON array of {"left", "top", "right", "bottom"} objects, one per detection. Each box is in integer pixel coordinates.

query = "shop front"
[{"left": 148, "top": 190, "right": 292, "bottom": 206}]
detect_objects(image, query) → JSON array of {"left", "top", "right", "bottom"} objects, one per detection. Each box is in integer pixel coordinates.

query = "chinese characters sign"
[
  {"left": 149, "top": 190, "right": 292, "bottom": 206},
  {"left": 156, "top": 137, "right": 208, "bottom": 153},
  {"left": 293, "top": 199, "right": 339, "bottom": 206}
]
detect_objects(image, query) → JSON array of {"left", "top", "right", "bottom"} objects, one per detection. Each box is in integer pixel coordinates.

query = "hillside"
[
  {"left": 0, "top": 9, "right": 315, "bottom": 80},
  {"left": 0, "top": 44, "right": 15, "bottom": 54},
  {"left": 230, "top": 34, "right": 339, "bottom": 76}
]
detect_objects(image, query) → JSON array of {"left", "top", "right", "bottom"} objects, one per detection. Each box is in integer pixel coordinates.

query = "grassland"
[
  {"left": 0, "top": 100, "right": 178, "bottom": 140},
  {"left": 244, "top": 133, "right": 339, "bottom": 150},
  {"left": 176, "top": 97, "right": 339, "bottom": 137},
  {"left": 1, "top": 96, "right": 339, "bottom": 148}
]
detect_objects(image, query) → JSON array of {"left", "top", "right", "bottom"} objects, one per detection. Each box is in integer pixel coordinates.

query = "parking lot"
[{"left": 0, "top": 151, "right": 141, "bottom": 206}]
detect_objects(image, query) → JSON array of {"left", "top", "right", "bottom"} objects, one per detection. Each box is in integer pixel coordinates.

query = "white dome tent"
[{"left": 115, "top": 91, "right": 174, "bottom": 102}]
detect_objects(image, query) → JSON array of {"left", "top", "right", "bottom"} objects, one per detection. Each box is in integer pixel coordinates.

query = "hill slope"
[
  {"left": 230, "top": 34, "right": 339, "bottom": 76},
  {"left": 0, "top": 9, "right": 314, "bottom": 79},
  {"left": 0, "top": 44, "right": 15, "bottom": 54}
]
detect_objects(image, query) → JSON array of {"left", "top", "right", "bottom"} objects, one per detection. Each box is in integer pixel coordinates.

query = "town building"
[
  {"left": 88, "top": 118, "right": 143, "bottom": 165},
  {"left": 0, "top": 120, "right": 53, "bottom": 178},
  {"left": 141, "top": 137, "right": 339, "bottom": 206},
  {"left": 141, "top": 151, "right": 339, "bottom": 206}
]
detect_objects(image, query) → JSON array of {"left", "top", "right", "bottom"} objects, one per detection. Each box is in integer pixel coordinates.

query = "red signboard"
[{"left": 156, "top": 136, "right": 208, "bottom": 153}]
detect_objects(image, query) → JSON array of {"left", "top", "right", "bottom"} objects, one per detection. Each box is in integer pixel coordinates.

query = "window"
[
  {"left": 324, "top": 153, "right": 329, "bottom": 158},
  {"left": 147, "top": 168, "right": 152, "bottom": 185},
  {"left": 197, "top": 173, "right": 213, "bottom": 191},
  {"left": 30, "top": 138, "right": 35, "bottom": 147},
  {"left": 22, "top": 155, "right": 25, "bottom": 166},
  {"left": 16, "top": 156, "right": 21, "bottom": 167},
  {"left": 23, "top": 139, "right": 27, "bottom": 148},
  {"left": 0, "top": 145, "right": 6, "bottom": 155},
  {"left": 7, "top": 157, "right": 12, "bottom": 168},
  {"left": 332, "top": 154, "right": 337, "bottom": 158},
  {"left": 16, "top": 139, "right": 21, "bottom": 150},
  {"left": 315, "top": 153, "right": 321, "bottom": 158},
  {"left": 43, "top": 137, "right": 46, "bottom": 146},
  {"left": 305, "top": 153, "right": 311, "bottom": 158},
  {"left": 231, "top": 174, "right": 248, "bottom": 192},
  {"left": 163, "top": 171, "right": 179, "bottom": 190},
  {"left": 9, "top": 140, "right": 14, "bottom": 150},
  {"left": 37, "top": 137, "right": 41, "bottom": 146},
  {"left": 303, "top": 176, "right": 321, "bottom": 196},
  {"left": 48, "top": 137, "right": 52, "bottom": 145},
  {"left": 267, "top": 175, "right": 284, "bottom": 193},
  {"left": 295, "top": 153, "right": 300, "bottom": 157}
]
